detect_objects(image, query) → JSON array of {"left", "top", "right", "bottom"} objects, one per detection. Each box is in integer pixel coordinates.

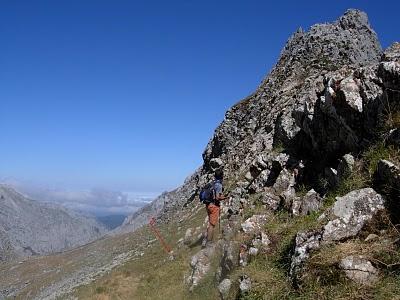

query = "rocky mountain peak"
[
  {"left": 338, "top": 9, "right": 370, "bottom": 30},
  {"left": 201, "top": 9, "right": 382, "bottom": 175},
  {"left": 272, "top": 9, "right": 381, "bottom": 86}
]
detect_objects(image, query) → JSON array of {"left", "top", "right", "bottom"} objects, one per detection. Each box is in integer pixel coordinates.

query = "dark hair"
[{"left": 215, "top": 170, "right": 224, "bottom": 180}]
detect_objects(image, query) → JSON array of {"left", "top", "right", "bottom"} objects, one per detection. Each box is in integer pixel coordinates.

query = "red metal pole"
[{"left": 149, "top": 217, "right": 172, "bottom": 254}]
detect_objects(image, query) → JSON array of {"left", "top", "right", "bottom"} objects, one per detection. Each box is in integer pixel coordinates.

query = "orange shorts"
[{"left": 206, "top": 203, "right": 220, "bottom": 226}]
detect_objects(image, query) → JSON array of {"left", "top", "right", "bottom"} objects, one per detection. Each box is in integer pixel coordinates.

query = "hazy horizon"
[{"left": 0, "top": 177, "right": 160, "bottom": 216}]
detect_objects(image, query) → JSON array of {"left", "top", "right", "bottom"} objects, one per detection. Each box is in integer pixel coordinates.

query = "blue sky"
[{"left": 1, "top": 0, "right": 400, "bottom": 193}]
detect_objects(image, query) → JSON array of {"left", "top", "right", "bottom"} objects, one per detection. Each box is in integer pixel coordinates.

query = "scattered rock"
[
  {"left": 292, "top": 189, "right": 322, "bottom": 216},
  {"left": 273, "top": 168, "right": 296, "bottom": 194},
  {"left": 239, "top": 275, "right": 252, "bottom": 294},
  {"left": 274, "top": 114, "right": 301, "bottom": 147},
  {"left": 251, "top": 232, "right": 271, "bottom": 252},
  {"left": 250, "top": 169, "right": 271, "bottom": 193},
  {"left": 241, "top": 215, "right": 268, "bottom": 234},
  {"left": 186, "top": 245, "right": 216, "bottom": 290},
  {"left": 337, "top": 77, "right": 363, "bottom": 113},
  {"left": 339, "top": 255, "right": 379, "bottom": 285},
  {"left": 259, "top": 189, "right": 281, "bottom": 211},
  {"left": 184, "top": 228, "right": 193, "bottom": 239},
  {"left": 365, "top": 234, "right": 379, "bottom": 242},
  {"left": 290, "top": 230, "right": 322, "bottom": 284},
  {"left": 323, "top": 188, "right": 385, "bottom": 242},
  {"left": 220, "top": 241, "right": 239, "bottom": 278},
  {"left": 337, "top": 154, "right": 355, "bottom": 180},
  {"left": 218, "top": 278, "right": 232, "bottom": 300},
  {"left": 375, "top": 160, "right": 400, "bottom": 188},
  {"left": 324, "top": 167, "right": 339, "bottom": 188},
  {"left": 248, "top": 247, "right": 259, "bottom": 256}
]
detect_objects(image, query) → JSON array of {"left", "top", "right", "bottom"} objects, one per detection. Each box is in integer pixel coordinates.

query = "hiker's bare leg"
[{"left": 207, "top": 223, "right": 215, "bottom": 242}]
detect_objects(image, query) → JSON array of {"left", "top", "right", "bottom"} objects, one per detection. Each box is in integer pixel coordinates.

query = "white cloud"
[{"left": 1, "top": 179, "right": 158, "bottom": 216}]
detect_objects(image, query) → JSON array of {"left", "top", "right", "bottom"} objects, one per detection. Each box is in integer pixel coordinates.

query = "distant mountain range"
[{"left": 0, "top": 184, "right": 107, "bottom": 262}]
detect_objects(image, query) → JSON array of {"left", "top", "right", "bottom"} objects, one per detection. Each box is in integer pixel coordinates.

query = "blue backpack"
[{"left": 199, "top": 182, "right": 216, "bottom": 204}]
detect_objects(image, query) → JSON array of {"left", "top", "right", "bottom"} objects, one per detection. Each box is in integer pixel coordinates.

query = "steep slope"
[
  {"left": 107, "top": 9, "right": 400, "bottom": 299},
  {"left": 2, "top": 9, "right": 400, "bottom": 300},
  {"left": 120, "top": 9, "right": 382, "bottom": 232},
  {"left": 0, "top": 184, "right": 107, "bottom": 262}
]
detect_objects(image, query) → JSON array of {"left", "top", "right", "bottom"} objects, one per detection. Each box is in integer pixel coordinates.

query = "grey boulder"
[
  {"left": 339, "top": 255, "right": 379, "bottom": 285},
  {"left": 323, "top": 188, "right": 385, "bottom": 242}
]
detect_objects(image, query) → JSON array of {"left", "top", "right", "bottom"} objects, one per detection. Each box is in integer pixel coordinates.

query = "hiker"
[{"left": 201, "top": 170, "right": 229, "bottom": 247}]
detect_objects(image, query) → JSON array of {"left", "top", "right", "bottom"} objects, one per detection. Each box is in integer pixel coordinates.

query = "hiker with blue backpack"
[{"left": 200, "top": 170, "right": 229, "bottom": 248}]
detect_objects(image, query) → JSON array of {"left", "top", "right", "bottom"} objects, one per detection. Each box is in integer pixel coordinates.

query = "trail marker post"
[{"left": 149, "top": 217, "right": 172, "bottom": 254}]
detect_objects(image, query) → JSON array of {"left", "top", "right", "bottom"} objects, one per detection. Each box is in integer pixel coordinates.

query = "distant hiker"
[{"left": 199, "top": 170, "right": 229, "bottom": 247}]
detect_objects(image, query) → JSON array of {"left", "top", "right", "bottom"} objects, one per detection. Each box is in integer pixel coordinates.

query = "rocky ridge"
[
  {"left": 2, "top": 9, "right": 399, "bottom": 299},
  {"left": 118, "top": 9, "right": 400, "bottom": 298},
  {"left": 121, "top": 8, "right": 384, "bottom": 236}
]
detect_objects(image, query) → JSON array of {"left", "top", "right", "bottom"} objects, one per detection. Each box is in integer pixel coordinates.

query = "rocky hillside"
[
  {"left": 120, "top": 8, "right": 384, "bottom": 234},
  {"left": 1, "top": 9, "right": 400, "bottom": 299},
  {"left": 0, "top": 184, "right": 107, "bottom": 262},
  {"left": 114, "top": 9, "right": 400, "bottom": 299}
]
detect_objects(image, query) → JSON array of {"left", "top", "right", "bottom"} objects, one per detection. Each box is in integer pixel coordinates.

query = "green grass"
[
  {"left": 363, "top": 142, "right": 399, "bottom": 177},
  {"left": 95, "top": 286, "right": 107, "bottom": 294},
  {"left": 323, "top": 163, "right": 368, "bottom": 207},
  {"left": 224, "top": 211, "right": 323, "bottom": 300}
]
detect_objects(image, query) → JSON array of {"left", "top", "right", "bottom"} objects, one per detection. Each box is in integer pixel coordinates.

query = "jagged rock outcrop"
[
  {"left": 119, "top": 9, "right": 384, "bottom": 235},
  {"left": 219, "top": 241, "right": 240, "bottom": 280},
  {"left": 116, "top": 9, "right": 400, "bottom": 294},
  {"left": 203, "top": 9, "right": 381, "bottom": 175},
  {"left": 0, "top": 185, "right": 107, "bottom": 261}
]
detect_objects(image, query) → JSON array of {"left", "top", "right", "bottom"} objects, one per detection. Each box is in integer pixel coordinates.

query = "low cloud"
[{"left": 2, "top": 179, "right": 158, "bottom": 216}]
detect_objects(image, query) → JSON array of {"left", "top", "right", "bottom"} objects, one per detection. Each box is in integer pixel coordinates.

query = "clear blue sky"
[{"left": 1, "top": 0, "right": 399, "bottom": 193}]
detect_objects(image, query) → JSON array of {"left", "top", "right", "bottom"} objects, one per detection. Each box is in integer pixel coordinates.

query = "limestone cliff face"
[
  {"left": 0, "top": 185, "right": 107, "bottom": 262},
  {"left": 119, "top": 9, "right": 384, "bottom": 232}
]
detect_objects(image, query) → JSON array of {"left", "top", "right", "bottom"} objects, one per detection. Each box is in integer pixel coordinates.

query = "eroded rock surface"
[{"left": 323, "top": 188, "right": 384, "bottom": 242}]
